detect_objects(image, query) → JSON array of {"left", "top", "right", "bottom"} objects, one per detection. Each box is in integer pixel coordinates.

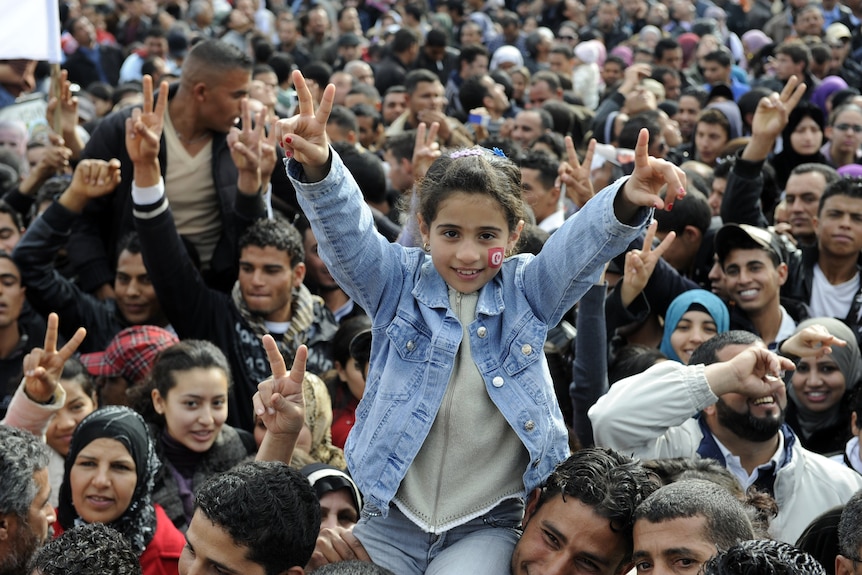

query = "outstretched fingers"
[
  {"left": 634, "top": 128, "right": 650, "bottom": 170},
  {"left": 263, "top": 334, "right": 287, "bottom": 380},
  {"left": 315, "top": 83, "right": 336, "bottom": 125},
  {"left": 43, "top": 312, "right": 59, "bottom": 353},
  {"left": 292, "top": 70, "right": 315, "bottom": 116}
]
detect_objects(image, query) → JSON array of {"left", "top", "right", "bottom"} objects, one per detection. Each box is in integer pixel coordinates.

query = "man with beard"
[
  {"left": 590, "top": 330, "right": 862, "bottom": 544},
  {"left": 0, "top": 425, "right": 55, "bottom": 575}
]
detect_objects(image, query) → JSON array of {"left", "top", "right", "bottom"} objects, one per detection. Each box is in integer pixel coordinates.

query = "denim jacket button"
[
  {"left": 524, "top": 420, "right": 535, "bottom": 431},
  {"left": 406, "top": 340, "right": 415, "bottom": 351},
  {"left": 521, "top": 344, "right": 533, "bottom": 355},
  {"left": 477, "top": 326, "right": 487, "bottom": 338},
  {"left": 492, "top": 376, "right": 504, "bottom": 387}
]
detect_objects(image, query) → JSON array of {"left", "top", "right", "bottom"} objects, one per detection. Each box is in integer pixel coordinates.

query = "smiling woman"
[
  {"left": 55, "top": 406, "right": 185, "bottom": 575},
  {"left": 783, "top": 318, "right": 862, "bottom": 455}
]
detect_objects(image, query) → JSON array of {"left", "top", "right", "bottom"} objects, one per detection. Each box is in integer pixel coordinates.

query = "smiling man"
[
  {"left": 590, "top": 330, "right": 862, "bottom": 544},
  {"left": 512, "top": 448, "right": 658, "bottom": 575}
]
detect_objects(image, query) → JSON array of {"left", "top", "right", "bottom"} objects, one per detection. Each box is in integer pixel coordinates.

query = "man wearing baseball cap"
[
  {"left": 714, "top": 223, "right": 809, "bottom": 349},
  {"left": 79, "top": 325, "right": 178, "bottom": 406}
]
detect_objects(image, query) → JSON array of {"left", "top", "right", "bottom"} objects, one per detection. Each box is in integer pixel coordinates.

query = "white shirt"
[{"left": 810, "top": 263, "right": 859, "bottom": 320}]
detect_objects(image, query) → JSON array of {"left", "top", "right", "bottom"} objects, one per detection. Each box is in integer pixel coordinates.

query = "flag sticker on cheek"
[{"left": 489, "top": 247, "right": 504, "bottom": 268}]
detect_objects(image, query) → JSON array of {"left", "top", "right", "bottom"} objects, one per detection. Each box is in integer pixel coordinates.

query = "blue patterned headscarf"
[
  {"left": 660, "top": 289, "right": 730, "bottom": 363},
  {"left": 58, "top": 406, "right": 159, "bottom": 555}
]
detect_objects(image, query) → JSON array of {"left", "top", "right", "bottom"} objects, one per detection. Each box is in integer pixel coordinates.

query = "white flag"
[{"left": 0, "top": 0, "right": 62, "bottom": 63}]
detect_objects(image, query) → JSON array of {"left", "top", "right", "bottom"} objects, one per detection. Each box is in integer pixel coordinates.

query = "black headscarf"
[
  {"left": 58, "top": 406, "right": 160, "bottom": 555},
  {"left": 773, "top": 101, "right": 827, "bottom": 190}
]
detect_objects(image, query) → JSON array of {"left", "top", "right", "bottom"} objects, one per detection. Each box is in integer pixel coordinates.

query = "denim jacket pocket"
[
  {"left": 501, "top": 318, "right": 547, "bottom": 404},
  {"left": 381, "top": 315, "right": 433, "bottom": 400}
]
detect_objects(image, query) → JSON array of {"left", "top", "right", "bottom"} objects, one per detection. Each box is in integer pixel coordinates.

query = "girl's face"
[
  {"left": 791, "top": 355, "right": 846, "bottom": 412},
  {"left": 670, "top": 310, "right": 718, "bottom": 364},
  {"left": 152, "top": 367, "right": 229, "bottom": 453},
  {"left": 336, "top": 357, "right": 366, "bottom": 400},
  {"left": 790, "top": 116, "right": 823, "bottom": 156},
  {"left": 46, "top": 379, "right": 96, "bottom": 456},
  {"left": 419, "top": 192, "right": 523, "bottom": 294},
  {"left": 70, "top": 437, "right": 137, "bottom": 525}
]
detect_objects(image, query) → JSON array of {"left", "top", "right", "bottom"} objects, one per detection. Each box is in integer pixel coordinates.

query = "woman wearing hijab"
[
  {"left": 781, "top": 318, "right": 862, "bottom": 455},
  {"left": 769, "top": 101, "right": 827, "bottom": 191},
  {"left": 660, "top": 289, "right": 730, "bottom": 365},
  {"left": 56, "top": 406, "right": 185, "bottom": 575},
  {"left": 301, "top": 463, "right": 363, "bottom": 532}
]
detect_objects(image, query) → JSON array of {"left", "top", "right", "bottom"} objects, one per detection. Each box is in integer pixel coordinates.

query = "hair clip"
[
  {"left": 449, "top": 148, "right": 485, "bottom": 159},
  {"left": 491, "top": 147, "right": 507, "bottom": 158}
]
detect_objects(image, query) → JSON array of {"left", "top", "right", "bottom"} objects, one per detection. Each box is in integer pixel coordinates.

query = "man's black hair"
[
  {"left": 689, "top": 330, "right": 761, "bottom": 366},
  {"left": 239, "top": 218, "right": 305, "bottom": 268},
  {"left": 28, "top": 523, "right": 141, "bottom": 575}
]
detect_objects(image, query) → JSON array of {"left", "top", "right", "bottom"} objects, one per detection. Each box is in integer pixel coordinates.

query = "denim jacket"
[{"left": 287, "top": 150, "right": 650, "bottom": 513}]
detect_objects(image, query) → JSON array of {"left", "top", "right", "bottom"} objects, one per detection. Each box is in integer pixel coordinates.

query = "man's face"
[
  {"left": 657, "top": 48, "right": 683, "bottom": 71},
  {"left": 521, "top": 167, "right": 559, "bottom": 223},
  {"left": 601, "top": 62, "right": 623, "bottom": 86},
  {"left": 721, "top": 248, "right": 786, "bottom": 316},
  {"left": 774, "top": 53, "right": 799, "bottom": 81},
  {"left": 302, "top": 227, "right": 338, "bottom": 292},
  {"left": 114, "top": 249, "right": 163, "bottom": 326},
  {"left": 250, "top": 71, "right": 279, "bottom": 108},
  {"left": 0, "top": 468, "right": 54, "bottom": 575},
  {"left": 424, "top": 44, "right": 446, "bottom": 63},
  {"left": 795, "top": 8, "right": 824, "bottom": 37},
  {"left": 815, "top": 194, "right": 862, "bottom": 258},
  {"left": 278, "top": 18, "right": 298, "bottom": 46},
  {"left": 708, "top": 176, "right": 726, "bottom": 217},
  {"left": 0, "top": 127, "right": 26, "bottom": 160},
  {"left": 712, "top": 344, "right": 786, "bottom": 442},
  {"left": 512, "top": 111, "right": 545, "bottom": 149},
  {"left": 462, "top": 55, "right": 489, "bottom": 79},
  {"left": 597, "top": 4, "right": 619, "bottom": 28},
  {"left": 179, "top": 510, "right": 267, "bottom": 575},
  {"left": 827, "top": 109, "right": 862, "bottom": 154},
  {"left": 72, "top": 17, "right": 97, "bottom": 48},
  {"left": 702, "top": 61, "right": 730, "bottom": 86},
  {"left": 198, "top": 68, "right": 251, "bottom": 133},
  {"left": 460, "top": 24, "right": 483, "bottom": 46},
  {"left": 383, "top": 149, "right": 413, "bottom": 192},
  {"left": 145, "top": 35, "right": 168, "bottom": 58},
  {"left": 481, "top": 75, "right": 509, "bottom": 114},
  {"left": 512, "top": 493, "right": 629, "bottom": 575},
  {"left": 784, "top": 172, "right": 826, "bottom": 242},
  {"left": 382, "top": 92, "right": 407, "bottom": 124},
  {"left": 0, "top": 212, "right": 21, "bottom": 253},
  {"left": 622, "top": 0, "right": 645, "bottom": 17},
  {"left": 0, "top": 257, "right": 24, "bottom": 330},
  {"left": 356, "top": 115, "right": 379, "bottom": 149},
  {"left": 528, "top": 81, "right": 557, "bottom": 108},
  {"left": 632, "top": 515, "right": 718, "bottom": 575},
  {"left": 661, "top": 72, "right": 681, "bottom": 101},
  {"left": 238, "top": 245, "right": 304, "bottom": 323},
  {"left": 307, "top": 9, "right": 329, "bottom": 36},
  {"left": 694, "top": 122, "right": 728, "bottom": 166},
  {"left": 549, "top": 53, "right": 574, "bottom": 75},
  {"left": 676, "top": 96, "right": 701, "bottom": 141},
  {"left": 407, "top": 81, "right": 445, "bottom": 116}
]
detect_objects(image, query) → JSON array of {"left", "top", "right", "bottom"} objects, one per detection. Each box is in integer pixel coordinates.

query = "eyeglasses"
[{"left": 835, "top": 123, "right": 862, "bottom": 133}]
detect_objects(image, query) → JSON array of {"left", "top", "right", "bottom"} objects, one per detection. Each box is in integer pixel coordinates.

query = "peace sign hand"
[
  {"left": 275, "top": 70, "right": 335, "bottom": 182},
  {"left": 558, "top": 136, "right": 595, "bottom": 208},
  {"left": 619, "top": 220, "right": 676, "bottom": 308},
  {"left": 618, "top": 128, "right": 686, "bottom": 222},
  {"left": 253, "top": 337, "right": 306, "bottom": 437},
  {"left": 751, "top": 75, "right": 806, "bottom": 142},
  {"left": 228, "top": 101, "right": 268, "bottom": 194},
  {"left": 125, "top": 75, "right": 168, "bottom": 165},
  {"left": 412, "top": 122, "right": 441, "bottom": 182},
  {"left": 22, "top": 313, "right": 87, "bottom": 403}
]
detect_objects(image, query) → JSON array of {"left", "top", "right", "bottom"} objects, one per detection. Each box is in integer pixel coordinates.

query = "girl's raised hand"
[
  {"left": 275, "top": 70, "right": 335, "bottom": 179},
  {"left": 618, "top": 128, "right": 686, "bottom": 222}
]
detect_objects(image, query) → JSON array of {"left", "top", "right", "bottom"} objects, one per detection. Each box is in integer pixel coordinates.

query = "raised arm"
[{"left": 255, "top": 338, "right": 306, "bottom": 464}]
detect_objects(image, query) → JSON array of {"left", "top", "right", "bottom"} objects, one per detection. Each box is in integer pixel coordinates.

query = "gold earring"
[{"left": 423, "top": 242, "right": 430, "bottom": 252}]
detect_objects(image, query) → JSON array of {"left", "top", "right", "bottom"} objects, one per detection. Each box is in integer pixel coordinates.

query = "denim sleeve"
[
  {"left": 287, "top": 151, "right": 409, "bottom": 319},
  {"left": 520, "top": 176, "right": 652, "bottom": 327}
]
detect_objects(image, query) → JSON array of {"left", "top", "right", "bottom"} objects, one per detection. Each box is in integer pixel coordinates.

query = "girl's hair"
[
  {"left": 418, "top": 149, "right": 526, "bottom": 232},
  {"left": 60, "top": 357, "right": 96, "bottom": 400},
  {"left": 135, "top": 340, "right": 232, "bottom": 423}
]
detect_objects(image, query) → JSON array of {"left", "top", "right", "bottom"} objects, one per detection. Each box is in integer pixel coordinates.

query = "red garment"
[
  {"left": 331, "top": 396, "right": 359, "bottom": 449},
  {"left": 53, "top": 504, "right": 184, "bottom": 575}
]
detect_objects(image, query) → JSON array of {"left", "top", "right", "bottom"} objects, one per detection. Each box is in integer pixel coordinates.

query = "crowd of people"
[{"left": 5, "top": 0, "right": 862, "bottom": 573}]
